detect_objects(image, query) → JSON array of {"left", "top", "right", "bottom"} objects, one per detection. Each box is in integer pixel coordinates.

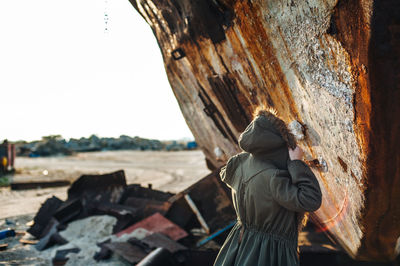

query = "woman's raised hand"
[{"left": 289, "top": 146, "right": 304, "bottom": 161}]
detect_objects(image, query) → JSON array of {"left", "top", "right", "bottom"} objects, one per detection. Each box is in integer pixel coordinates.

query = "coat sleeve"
[
  {"left": 269, "top": 160, "right": 322, "bottom": 212},
  {"left": 220, "top": 154, "right": 240, "bottom": 188}
]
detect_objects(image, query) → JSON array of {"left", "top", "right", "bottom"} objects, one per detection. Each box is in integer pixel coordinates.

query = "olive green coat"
[{"left": 214, "top": 115, "right": 322, "bottom": 266}]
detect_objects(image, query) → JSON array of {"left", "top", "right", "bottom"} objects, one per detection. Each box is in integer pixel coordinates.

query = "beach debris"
[
  {"left": 119, "top": 183, "right": 173, "bottom": 221},
  {"left": 52, "top": 170, "right": 128, "bottom": 226},
  {"left": 116, "top": 213, "right": 188, "bottom": 241},
  {"left": 53, "top": 198, "right": 83, "bottom": 225},
  {"left": 93, "top": 239, "right": 113, "bottom": 261},
  {"left": 134, "top": 232, "right": 187, "bottom": 253},
  {"left": 21, "top": 169, "right": 339, "bottom": 265},
  {"left": 103, "top": 241, "right": 148, "bottom": 264},
  {"left": 19, "top": 239, "right": 39, "bottom": 245},
  {"left": 28, "top": 196, "right": 64, "bottom": 238},
  {"left": 67, "top": 170, "right": 127, "bottom": 203},
  {"left": 184, "top": 194, "right": 210, "bottom": 234},
  {"left": 52, "top": 248, "right": 80, "bottom": 265},
  {"left": 94, "top": 228, "right": 151, "bottom": 261},
  {"left": 93, "top": 203, "right": 138, "bottom": 234},
  {"left": 35, "top": 219, "right": 67, "bottom": 251},
  {"left": 11, "top": 180, "right": 71, "bottom": 190},
  {"left": 196, "top": 221, "right": 236, "bottom": 247},
  {"left": 166, "top": 171, "right": 236, "bottom": 234},
  {"left": 0, "top": 229, "right": 15, "bottom": 240},
  {"left": 22, "top": 169, "right": 234, "bottom": 264},
  {"left": 0, "top": 243, "right": 8, "bottom": 251}
]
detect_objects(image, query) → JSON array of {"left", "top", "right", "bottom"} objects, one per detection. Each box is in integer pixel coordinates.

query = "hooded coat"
[{"left": 214, "top": 112, "right": 322, "bottom": 266}]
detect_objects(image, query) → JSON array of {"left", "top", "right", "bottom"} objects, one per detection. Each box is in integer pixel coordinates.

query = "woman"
[{"left": 214, "top": 108, "right": 322, "bottom": 266}]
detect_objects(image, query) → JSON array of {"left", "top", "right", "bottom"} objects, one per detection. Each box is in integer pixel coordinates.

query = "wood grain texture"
[{"left": 129, "top": 0, "right": 400, "bottom": 261}]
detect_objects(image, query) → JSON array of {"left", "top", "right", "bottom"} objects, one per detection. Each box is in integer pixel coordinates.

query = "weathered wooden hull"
[{"left": 129, "top": 0, "right": 400, "bottom": 261}]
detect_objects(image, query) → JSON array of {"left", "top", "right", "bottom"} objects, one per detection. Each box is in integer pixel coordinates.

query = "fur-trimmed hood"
[{"left": 238, "top": 109, "right": 296, "bottom": 168}]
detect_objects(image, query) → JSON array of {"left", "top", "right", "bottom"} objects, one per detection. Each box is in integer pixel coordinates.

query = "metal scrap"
[
  {"left": 116, "top": 213, "right": 188, "bottom": 241},
  {"left": 67, "top": 170, "right": 127, "bottom": 204},
  {"left": 103, "top": 242, "right": 148, "bottom": 264},
  {"left": 132, "top": 232, "right": 187, "bottom": 253},
  {"left": 52, "top": 248, "right": 80, "bottom": 266},
  {"left": 0, "top": 229, "right": 15, "bottom": 240},
  {"left": 28, "top": 196, "right": 63, "bottom": 238},
  {"left": 0, "top": 243, "right": 8, "bottom": 251},
  {"left": 166, "top": 171, "right": 236, "bottom": 235},
  {"left": 35, "top": 219, "right": 68, "bottom": 251},
  {"left": 53, "top": 198, "right": 83, "bottom": 225}
]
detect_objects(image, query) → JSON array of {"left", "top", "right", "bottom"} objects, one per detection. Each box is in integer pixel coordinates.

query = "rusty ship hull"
[{"left": 129, "top": 0, "right": 400, "bottom": 261}]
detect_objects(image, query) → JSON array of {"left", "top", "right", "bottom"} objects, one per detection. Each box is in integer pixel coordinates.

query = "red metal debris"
[{"left": 116, "top": 213, "right": 188, "bottom": 241}]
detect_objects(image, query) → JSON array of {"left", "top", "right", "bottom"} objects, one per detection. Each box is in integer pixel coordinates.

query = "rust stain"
[
  {"left": 233, "top": 1, "right": 300, "bottom": 122},
  {"left": 330, "top": 0, "right": 400, "bottom": 260},
  {"left": 231, "top": 2, "right": 356, "bottom": 246},
  {"left": 223, "top": 28, "right": 269, "bottom": 107},
  {"left": 350, "top": 171, "right": 365, "bottom": 193},
  {"left": 337, "top": 156, "right": 348, "bottom": 172},
  {"left": 329, "top": 0, "right": 372, "bottom": 154}
]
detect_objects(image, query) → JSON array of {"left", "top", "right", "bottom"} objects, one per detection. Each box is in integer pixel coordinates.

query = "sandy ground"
[{"left": 0, "top": 150, "right": 210, "bottom": 219}]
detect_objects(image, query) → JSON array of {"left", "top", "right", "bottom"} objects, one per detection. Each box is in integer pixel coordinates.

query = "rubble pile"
[
  {"left": 21, "top": 170, "right": 235, "bottom": 265},
  {"left": 16, "top": 135, "right": 196, "bottom": 157},
  {"left": 0, "top": 169, "right": 344, "bottom": 265}
]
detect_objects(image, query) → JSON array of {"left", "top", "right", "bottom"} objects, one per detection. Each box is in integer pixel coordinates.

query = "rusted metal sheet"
[
  {"left": 130, "top": 0, "right": 400, "bottom": 261},
  {"left": 67, "top": 170, "right": 126, "bottom": 203},
  {"left": 166, "top": 170, "right": 236, "bottom": 234},
  {"left": 103, "top": 242, "right": 148, "bottom": 264},
  {"left": 117, "top": 184, "right": 173, "bottom": 224},
  {"left": 52, "top": 248, "right": 80, "bottom": 266},
  {"left": 134, "top": 232, "right": 187, "bottom": 253},
  {"left": 28, "top": 196, "right": 63, "bottom": 238},
  {"left": 53, "top": 198, "right": 82, "bottom": 225},
  {"left": 120, "top": 184, "right": 173, "bottom": 203},
  {"left": 116, "top": 212, "right": 188, "bottom": 241},
  {"left": 123, "top": 197, "right": 171, "bottom": 219}
]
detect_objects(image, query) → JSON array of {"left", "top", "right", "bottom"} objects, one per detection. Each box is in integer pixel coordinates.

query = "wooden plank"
[{"left": 11, "top": 181, "right": 70, "bottom": 190}]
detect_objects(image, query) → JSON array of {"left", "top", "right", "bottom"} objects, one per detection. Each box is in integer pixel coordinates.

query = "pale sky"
[{"left": 0, "top": 0, "right": 193, "bottom": 141}]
